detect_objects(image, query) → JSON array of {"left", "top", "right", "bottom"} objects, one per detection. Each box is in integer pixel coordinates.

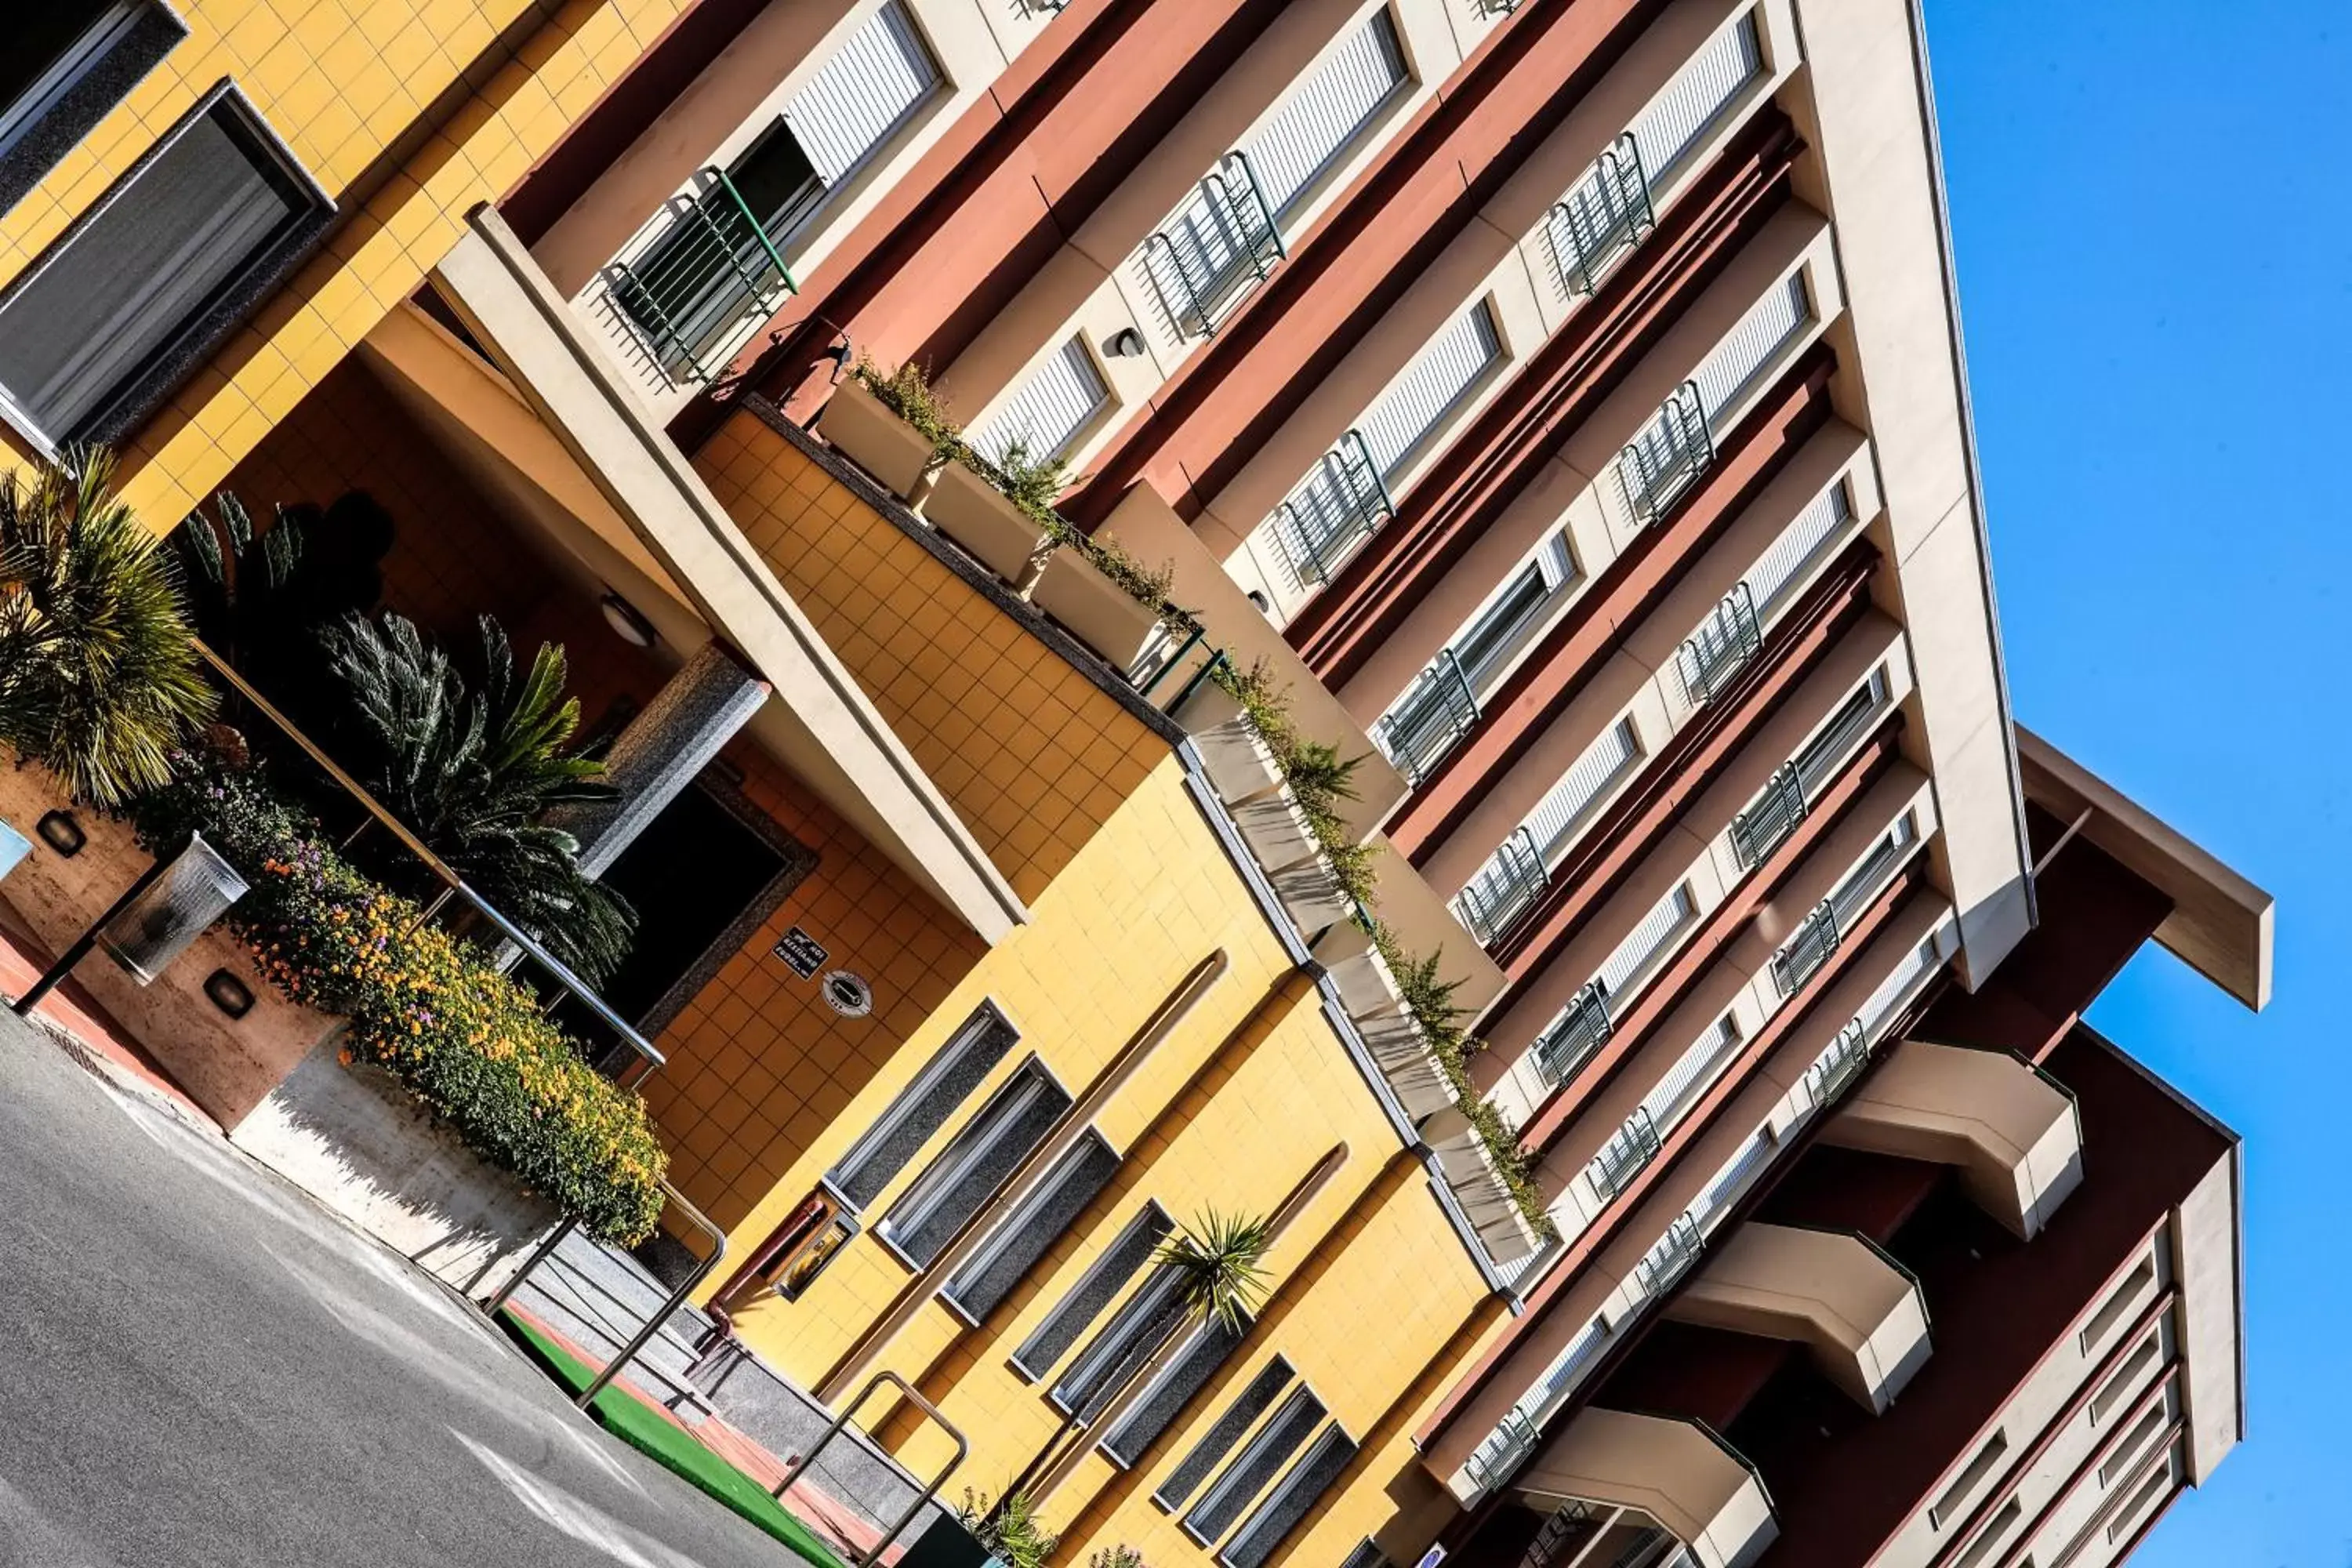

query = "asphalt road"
[{"left": 0, "top": 1008, "right": 786, "bottom": 1568}]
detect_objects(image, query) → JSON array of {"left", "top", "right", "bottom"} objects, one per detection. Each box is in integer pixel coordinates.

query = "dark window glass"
[
  {"left": 943, "top": 1131, "right": 1120, "bottom": 1321},
  {"left": 1105, "top": 1314, "right": 1252, "bottom": 1470},
  {"left": 877, "top": 1061, "right": 1069, "bottom": 1268},
  {"left": 1014, "top": 1205, "right": 1172, "bottom": 1381},
  {"left": 1222, "top": 1425, "right": 1360, "bottom": 1568},
  {"left": 1149, "top": 1356, "right": 1292, "bottom": 1505},
  {"left": 828, "top": 1006, "right": 1018, "bottom": 1211},
  {"left": 1185, "top": 1387, "right": 1327, "bottom": 1544}
]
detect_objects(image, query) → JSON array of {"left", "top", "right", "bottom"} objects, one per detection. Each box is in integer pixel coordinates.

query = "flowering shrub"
[{"left": 126, "top": 757, "right": 667, "bottom": 1243}]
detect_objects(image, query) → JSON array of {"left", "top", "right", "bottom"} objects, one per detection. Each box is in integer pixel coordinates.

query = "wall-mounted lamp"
[
  {"left": 203, "top": 969, "right": 256, "bottom": 1020},
  {"left": 600, "top": 591, "right": 659, "bottom": 649},
  {"left": 1104, "top": 328, "right": 1146, "bottom": 359},
  {"left": 36, "top": 811, "right": 85, "bottom": 857}
]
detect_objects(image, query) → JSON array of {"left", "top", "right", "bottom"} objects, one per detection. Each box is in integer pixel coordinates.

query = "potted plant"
[
  {"left": 1421, "top": 1105, "right": 1544, "bottom": 1262},
  {"left": 1030, "top": 544, "right": 1170, "bottom": 671},
  {"left": 1231, "top": 786, "right": 1319, "bottom": 870},
  {"left": 1268, "top": 853, "right": 1353, "bottom": 933},
  {"left": 1313, "top": 920, "right": 1405, "bottom": 1018},
  {"left": 1354, "top": 1004, "right": 1457, "bottom": 1118},
  {"left": 920, "top": 441, "right": 1057, "bottom": 583},
  {"left": 821, "top": 361, "right": 956, "bottom": 499}
]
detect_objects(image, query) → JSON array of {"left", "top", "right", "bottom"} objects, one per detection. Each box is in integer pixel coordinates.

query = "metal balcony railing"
[
  {"left": 1676, "top": 580, "right": 1761, "bottom": 706},
  {"left": 1456, "top": 826, "right": 1550, "bottom": 946},
  {"left": 1548, "top": 133, "right": 1655, "bottom": 298},
  {"left": 1378, "top": 649, "right": 1480, "bottom": 785},
  {"left": 1803, "top": 1017, "right": 1868, "bottom": 1105},
  {"left": 1635, "top": 1216, "right": 1704, "bottom": 1298},
  {"left": 1534, "top": 980, "right": 1613, "bottom": 1086},
  {"left": 1730, "top": 761, "right": 1806, "bottom": 871},
  {"left": 1605, "top": 1525, "right": 1693, "bottom": 1568},
  {"left": 609, "top": 167, "right": 799, "bottom": 381},
  {"left": 1771, "top": 899, "right": 1841, "bottom": 997},
  {"left": 1142, "top": 151, "right": 1283, "bottom": 340},
  {"left": 1619, "top": 382, "right": 1714, "bottom": 528},
  {"left": 1273, "top": 430, "right": 1396, "bottom": 585},
  {"left": 1588, "top": 1106, "right": 1663, "bottom": 1202},
  {"left": 1792, "top": 681, "right": 1887, "bottom": 796},
  {"left": 1520, "top": 1504, "right": 1610, "bottom": 1568},
  {"left": 1465, "top": 1409, "right": 1541, "bottom": 1495}
]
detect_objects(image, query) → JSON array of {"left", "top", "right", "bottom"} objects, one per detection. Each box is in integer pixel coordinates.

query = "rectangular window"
[
  {"left": 1246, "top": 8, "right": 1408, "bottom": 219},
  {"left": 971, "top": 336, "right": 1112, "bottom": 466},
  {"left": 1689, "top": 272, "right": 1809, "bottom": 424},
  {"left": 1790, "top": 668, "right": 1892, "bottom": 797},
  {"left": 1521, "top": 719, "right": 1642, "bottom": 862},
  {"left": 1626, "top": 11, "right": 1762, "bottom": 181},
  {"left": 781, "top": 1, "right": 942, "bottom": 194},
  {"left": 1747, "top": 477, "right": 1853, "bottom": 615},
  {"left": 828, "top": 1004, "right": 1018, "bottom": 1211},
  {"left": 1054, "top": 1254, "right": 1189, "bottom": 1417},
  {"left": 1450, "top": 534, "right": 1573, "bottom": 689},
  {"left": 942, "top": 1130, "right": 1120, "bottom": 1322},
  {"left": 0, "top": 83, "right": 330, "bottom": 453},
  {"left": 1013, "top": 1203, "right": 1172, "bottom": 1381},
  {"left": 2105, "top": 1447, "right": 2176, "bottom": 1544},
  {"left": 1355, "top": 300, "right": 1502, "bottom": 479},
  {"left": 1339, "top": 1542, "right": 1390, "bottom": 1568},
  {"left": 1105, "top": 1312, "right": 1252, "bottom": 1469},
  {"left": 1153, "top": 1358, "right": 1295, "bottom": 1512},
  {"left": 0, "top": 2, "right": 185, "bottom": 217},
  {"left": 1221, "top": 1423, "right": 1361, "bottom": 1568},
  {"left": 876, "top": 1059, "right": 1070, "bottom": 1268},
  {"left": 1642, "top": 1011, "right": 1743, "bottom": 1131},
  {"left": 1595, "top": 883, "right": 1697, "bottom": 998},
  {"left": 1953, "top": 1498, "right": 2020, "bottom": 1568},
  {"left": 1828, "top": 811, "right": 1918, "bottom": 929},
  {"left": 1184, "top": 1385, "right": 1327, "bottom": 1545},
  {"left": 1931, "top": 1430, "right": 2009, "bottom": 1530},
  {"left": 2080, "top": 1256, "right": 2157, "bottom": 1356},
  {"left": 2097, "top": 1396, "right": 2171, "bottom": 1490}
]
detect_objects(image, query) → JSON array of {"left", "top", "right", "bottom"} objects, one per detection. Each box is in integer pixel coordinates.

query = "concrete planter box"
[
  {"left": 1356, "top": 1004, "right": 1457, "bottom": 1119},
  {"left": 1173, "top": 677, "right": 1247, "bottom": 734},
  {"left": 1269, "top": 855, "right": 1353, "bottom": 934},
  {"left": 1194, "top": 720, "right": 1283, "bottom": 806},
  {"left": 920, "top": 460, "right": 1049, "bottom": 583},
  {"left": 819, "top": 376, "right": 943, "bottom": 499},
  {"left": 1314, "top": 920, "right": 1404, "bottom": 1018},
  {"left": 1232, "top": 788, "right": 1318, "bottom": 871},
  {"left": 1421, "top": 1108, "right": 1541, "bottom": 1263},
  {"left": 231, "top": 1033, "right": 557, "bottom": 1296},
  {"left": 1031, "top": 549, "right": 1167, "bottom": 672}
]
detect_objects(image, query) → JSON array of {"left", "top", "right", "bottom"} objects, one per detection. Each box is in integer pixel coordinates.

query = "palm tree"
[
  {"left": 0, "top": 450, "right": 213, "bottom": 805},
  {"left": 1000, "top": 1209, "right": 1272, "bottom": 1510},
  {"left": 320, "top": 611, "right": 637, "bottom": 984}
]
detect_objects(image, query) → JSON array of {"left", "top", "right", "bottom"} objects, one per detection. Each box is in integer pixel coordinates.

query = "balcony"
[
  {"left": 1142, "top": 152, "right": 1284, "bottom": 340},
  {"left": 1820, "top": 1040, "right": 2085, "bottom": 1240},
  {"left": 1588, "top": 1107, "right": 1664, "bottom": 1203},
  {"left": 1769, "top": 900, "right": 1838, "bottom": 997},
  {"left": 1800, "top": 1018, "right": 1868, "bottom": 1107},
  {"left": 1676, "top": 582, "right": 1761, "bottom": 707},
  {"left": 1456, "top": 827, "right": 1552, "bottom": 946},
  {"left": 607, "top": 167, "right": 799, "bottom": 382},
  {"left": 1512, "top": 1409, "right": 1777, "bottom": 1568},
  {"left": 1619, "top": 382, "right": 1715, "bottom": 528},
  {"left": 1548, "top": 133, "right": 1657, "bottom": 298},
  {"left": 1729, "top": 763, "right": 1805, "bottom": 871},
  {"left": 1668, "top": 1222, "right": 1932, "bottom": 1414},
  {"left": 1272, "top": 430, "right": 1396, "bottom": 585},
  {"left": 1534, "top": 982, "right": 1615, "bottom": 1087},
  {"left": 1523, "top": 1502, "right": 1696, "bottom": 1568},
  {"left": 1377, "top": 649, "right": 1481, "bottom": 786},
  {"left": 1632, "top": 1215, "right": 1704, "bottom": 1299}
]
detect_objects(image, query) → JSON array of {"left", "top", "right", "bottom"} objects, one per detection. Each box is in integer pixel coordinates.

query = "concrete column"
[{"left": 551, "top": 640, "right": 769, "bottom": 877}]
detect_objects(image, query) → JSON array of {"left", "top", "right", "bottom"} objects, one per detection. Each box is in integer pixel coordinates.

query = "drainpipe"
[
  {"left": 546, "top": 638, "right": 769, "bottom": 877},
  {"left": 817, "top": 950, "right": 1232, "bottom": 1404},
  {"left": 1024, "top": 1141, "right": 1354, "bottom": 1508}
]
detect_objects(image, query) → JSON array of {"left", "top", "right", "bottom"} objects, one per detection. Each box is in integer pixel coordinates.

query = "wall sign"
[
  {"left": 773, "top": 925, "right": 828, "bottom": 979},
  {"left": 822, "top": 971, "right": 874, "bottom": 1018}
]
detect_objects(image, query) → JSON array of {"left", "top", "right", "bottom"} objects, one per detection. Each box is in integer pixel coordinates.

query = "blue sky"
[{"left": 1920, "top": 1, "right": 2348, "bottom": 1560}]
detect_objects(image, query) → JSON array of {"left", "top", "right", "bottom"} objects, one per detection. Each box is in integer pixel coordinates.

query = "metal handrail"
[
  {"left": 1548, "top": 132, "right": 1655, "bottom": 298},
  {"left": 1771, "top": 899, "right": 1841, "bottom": 997},
  {"left": 1534, "top": 980, "right": 1613, "bottom": 1086},
  {"left": 776, "top": 1370, "right": 970, "bottom": 1566},
  {"left": 1633, "top": 1215, "right": 1703, "bottom": 1297},
  {"left": 1274, "top": 429, "right": 1396, "bottom": 585},
  {"left": 1802, "top": 1016, "right": 1868, "bottom": 1105},
  {"left": 576, "top": 1179, "right": 727, "bottom": 1406},
  {"left": 1619, "top": 381, "right": 1714, "bottom": 528},
  {"left": 1730, "top": 761, "right": 1806, "bottom": 871},
  {"left": 1377, "top": 648, "right": 1481, "bottom": 785},
  {"left": 1455, "top": 826, "right": 1548, "bottom": 946},
  {"left": 609, "top": 165, "right": 800, "bottom": 381},
  {"left": 1588, "top": 1106, "right": 1661, "bottom": 1200},
  {"left": 1142, "top": 150, "right": 1284, "bottom": 340},
  {"left": 1677, "top": 580, "right": 1761, "bottom": 706},
  {"left": 191, "top": 641, "right": 663, "bottom": 1075}
]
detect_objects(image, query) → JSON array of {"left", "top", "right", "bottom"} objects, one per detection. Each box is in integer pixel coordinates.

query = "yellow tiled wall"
[
  {"left": 0, "top": 0, "right": 696, "bottom": 524},
  {"left": 694, "top": 409, "right": 1167, "bottom": 908}
]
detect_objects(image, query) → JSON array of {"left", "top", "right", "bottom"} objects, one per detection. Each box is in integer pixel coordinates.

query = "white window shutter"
[{"left": 784, "top": 2, "right": 942, "bottom": 187}]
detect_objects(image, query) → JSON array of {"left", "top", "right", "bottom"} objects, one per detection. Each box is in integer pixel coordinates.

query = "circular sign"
[{"left": 822, "top": 971, "right": 874, "bottom": 1018}]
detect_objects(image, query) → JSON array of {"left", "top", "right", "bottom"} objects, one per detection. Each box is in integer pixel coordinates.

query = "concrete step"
[{"left": 510, "top": 1235, "right": 721, "bottom": 1423}]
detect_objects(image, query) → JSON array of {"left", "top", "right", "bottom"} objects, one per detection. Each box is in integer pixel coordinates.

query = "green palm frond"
[
  {"left": 1155, "top": 1207, "right": 1273, "bottom": 1334},
  {"left": 0, "top": 448, "right": 214, "bottom": 804}
]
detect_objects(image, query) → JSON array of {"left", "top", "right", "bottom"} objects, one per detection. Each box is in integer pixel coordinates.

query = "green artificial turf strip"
[{"left": 498, "top": 1310, "right": 851, "bottom": 1568}]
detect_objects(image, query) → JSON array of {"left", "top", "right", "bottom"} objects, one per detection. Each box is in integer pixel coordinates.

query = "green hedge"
[{"left": 127, "top": 758, "right": 667, "bottom": 1244}]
